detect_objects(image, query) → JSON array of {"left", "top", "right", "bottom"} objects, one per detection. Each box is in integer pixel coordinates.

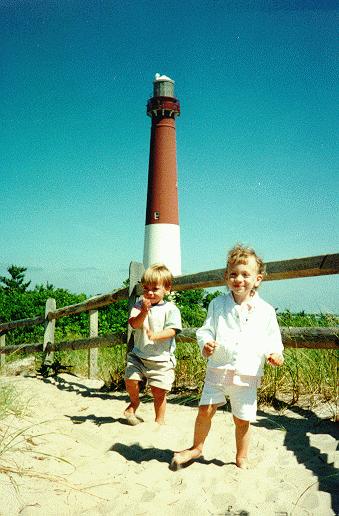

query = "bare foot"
[
  {"left": 236, "top": 457, "right": 250, "bottom": 469},
  {"left": 155, "top": 419, "right": 166, "bottom": 425},
  {"left": 124, "top": 409, "right": 144, "bottom": 426},
  {"left": 170, "top": 448, "right": 202, "bottom": 470}
]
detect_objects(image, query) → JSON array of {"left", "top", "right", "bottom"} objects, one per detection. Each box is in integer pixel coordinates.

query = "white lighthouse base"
[{"left": 143, "top": 224, "right": 181, "bottom": 276}]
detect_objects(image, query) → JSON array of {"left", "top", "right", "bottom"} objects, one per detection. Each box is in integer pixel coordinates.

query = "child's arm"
[
  {"left": 265, "top": 307, "right": 284, "bottom": 367},
  {"left": 146, "top": 327, "right": 176, "bottom": 341},
  {"left": 196, "top": 299, "right": 217, "bottom": 357},
  {"left": 147, "top": 303, "right": 182, "bottom": 342},
  {"left": 128, "top": 298, "right": 152, "bottom": 329}
]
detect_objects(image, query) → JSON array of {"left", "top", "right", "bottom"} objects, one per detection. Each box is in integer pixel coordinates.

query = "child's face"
[
  {"left": 142, "top": 283, "right": 169, "bottom": 304},
  {"left": 225, "top": 256, "right": 263, "bottom": 304}
]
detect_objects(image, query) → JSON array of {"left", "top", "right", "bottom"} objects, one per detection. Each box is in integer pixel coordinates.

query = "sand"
[{"left": 0, "top": 372, "right": 338, "bottom": 516}]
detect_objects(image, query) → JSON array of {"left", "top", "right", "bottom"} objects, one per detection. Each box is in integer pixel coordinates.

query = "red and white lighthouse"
[{"left": 143, "top": 74, "right": 181, "bottom": 275}]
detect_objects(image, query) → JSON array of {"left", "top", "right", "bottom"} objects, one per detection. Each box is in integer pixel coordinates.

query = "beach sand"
[{"left": 0, "top": 373, "right": 337, "bottom": 516}]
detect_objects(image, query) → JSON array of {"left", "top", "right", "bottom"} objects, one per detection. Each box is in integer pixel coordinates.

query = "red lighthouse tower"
[{"left": 143, "top": 74, "right": 181, "bottom": 275}]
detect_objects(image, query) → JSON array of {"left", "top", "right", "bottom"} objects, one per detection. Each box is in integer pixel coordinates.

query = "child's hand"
[
  {"left": 141, "top": 297, "right": 152, "bottom": 313},
  {"left": 146, "top": 328, "right": 155, "bottom": 341},
  {"left": 128, "top": 298, "right": 152, "bottom": 329},
  {"left": 202, "top": 341, "right": 218, "bottom": 358},
  {"left": 266, "top": 353, "right": 284, "bottom": 367}
]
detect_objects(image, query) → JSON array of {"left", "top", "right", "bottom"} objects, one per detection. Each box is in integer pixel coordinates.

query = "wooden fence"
[{"left": 0, "top": 253, "right": 338, "bottom": 377}]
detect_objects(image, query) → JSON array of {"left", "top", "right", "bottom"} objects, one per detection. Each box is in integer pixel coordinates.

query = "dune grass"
[
  {"left": 28, "top": 335, "right": 338, "bottom": 416},
  {"left": 0, "top": 382, "right": 26, "bottom": 421},
  {"left": 0, "top": 381, "right": 29, "bottom": 465},
  {"left": 2, "top": 311, "right": 338, "bottom": 415}
]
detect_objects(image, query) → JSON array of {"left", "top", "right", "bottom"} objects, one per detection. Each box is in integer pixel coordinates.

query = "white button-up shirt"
[{"left": 196, "top": 292, "right": 283, "bottom": 380}]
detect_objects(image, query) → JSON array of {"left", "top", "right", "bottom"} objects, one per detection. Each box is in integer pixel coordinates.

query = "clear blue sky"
[{"left": 1, "top": 0, "right": 338, "bottom": 313}]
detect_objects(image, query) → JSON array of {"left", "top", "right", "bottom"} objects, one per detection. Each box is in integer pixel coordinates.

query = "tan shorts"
[{"left": 124, "top": 352, "right": 175, "bottom": 392}]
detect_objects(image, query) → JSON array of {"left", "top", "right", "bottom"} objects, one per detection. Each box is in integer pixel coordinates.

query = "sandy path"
[{"left": 0, "top": 373, "right": 337, "bottom": 516}]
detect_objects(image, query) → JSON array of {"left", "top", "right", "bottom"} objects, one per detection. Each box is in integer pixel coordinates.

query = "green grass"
[
  {"left": 2, "top": 311, "right": 338, "bottom": 413},
  {"left": 259, "top": 348, "right": 338, "bottom": 405},
  {"left": 263, "top": 311, "right": 338, "bottom": 408},
  {"left": 0, "top": 381, "right": 30, "bottom": 466},
  {"left": 33, "top": 344, "right": 128, "bottom": 389},
  {"left": 0, "top": 382, "right": 26, "bottom": 421},
  {"left": 174, "top": 342, "right": 338, "bottom": 410}
]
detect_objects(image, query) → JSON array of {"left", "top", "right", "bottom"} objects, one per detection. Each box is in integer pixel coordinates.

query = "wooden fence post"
[
  {"left": 88, "top": 310, "right": 98, "bottom": 379},
  {"left": 0, "top": 334, "right": 5, "bottom": 369},
  {"left": 43, "top": 298, "right": 56, "bottom": 367},
  {"left": 127, "top": 262, "right": 144, "bottom": 353}
]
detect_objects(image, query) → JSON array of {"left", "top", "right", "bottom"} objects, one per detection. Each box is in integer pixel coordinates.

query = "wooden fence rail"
[
  {"left": 172, "top": 253, "right": 339, "bottom": 290},
  {"left": 0, "top": 252, "right": 338, "bottom": 377},
  {"left": 0, "top": 253, "right": 338, "bottom": 334},
  {"left": 0, "top": 327, "right": 338, "bottom": 357}
]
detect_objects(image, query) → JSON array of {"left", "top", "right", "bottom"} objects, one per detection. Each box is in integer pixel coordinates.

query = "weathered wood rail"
[
  {"left": 0, "top": 253, "right": 338, "bottom": 375},
  {"left": 172, "top": 253, "right": 339, "bottom": 289},
  {"left": 0, "top": 327, "right": 338, "bottom": 357}
]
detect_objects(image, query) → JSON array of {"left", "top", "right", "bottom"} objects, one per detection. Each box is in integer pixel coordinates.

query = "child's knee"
[
  {"left": 125, "top": 380, "right": 141, "bottom": 398},
  {"left": 198, "top": 404, "right": 217, "bottom": 420},
  {"left": 125, "top": 378, "right": 139, "bottom": 387},
  {"left": 151, "top": 385, "right": 167, "bottom": 399},
  {"left": 233, "top": 415, "right": 250, "bottom": 428}
]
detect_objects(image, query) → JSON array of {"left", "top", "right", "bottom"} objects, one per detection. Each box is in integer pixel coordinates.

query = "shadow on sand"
[
  {"left": 41, "top": 374, "right": 128, "bottom": 401},
  {"left": 109, "top": 442, "right": 228, "bottom": 469},
  {"left": 40, "top": 374, "right": 338, "bottom": 513},
  {"left": 255, "top": 403, "right": 338, "bottom": 514}
]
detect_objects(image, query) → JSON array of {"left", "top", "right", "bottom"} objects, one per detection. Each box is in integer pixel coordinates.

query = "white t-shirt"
[
  {"left": 130, "top": 300, "right": 182, "bottom": 363},
  {"left": 196, "top": 292, "right": 283, "bottom": 378}
]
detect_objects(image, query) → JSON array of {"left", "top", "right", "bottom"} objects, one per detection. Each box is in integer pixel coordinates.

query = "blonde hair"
[
  {"left": 141, "top": 263, "right": 173, "bottom": 290},
  {"left": 226, "top": 244, "right": 266, "bottom": 277}
]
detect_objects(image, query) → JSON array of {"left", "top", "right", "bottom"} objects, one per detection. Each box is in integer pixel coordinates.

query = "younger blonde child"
[{"left": 124, "top": 264, "right": 182, "bottom": 425}]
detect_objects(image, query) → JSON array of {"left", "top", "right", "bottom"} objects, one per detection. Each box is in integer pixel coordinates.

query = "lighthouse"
[{"left": 143, "top": 73, "right": 182, "bottom": 275}]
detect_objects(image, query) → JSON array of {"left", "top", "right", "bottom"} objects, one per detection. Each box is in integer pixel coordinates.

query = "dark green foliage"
[
  {"left": 174, "top": 288, "right": 222, "bottom": 327},
  {"left": 0, "top": 283, "right": 88, "bottom": 346},
  {"left": 0, "top": 265, "right": 31, "bottom": 293},
  {"left": 99, "top": 300, "right": 129, "bottom": 335},
  {"left": 277, "top": 309, "right": 338, "bottom": 327},
  {"left": 202, "top": 290, "right": 222, "bottom": 309},
  {"left": 0, "top": 268, "right": 131, "bottom": 348}
]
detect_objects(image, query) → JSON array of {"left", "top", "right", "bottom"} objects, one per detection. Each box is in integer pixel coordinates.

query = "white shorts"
[{"left": 199, "top": 380, "right": 257, "bottom": 422}]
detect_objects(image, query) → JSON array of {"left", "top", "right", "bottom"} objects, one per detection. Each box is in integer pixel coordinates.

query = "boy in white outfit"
[{"left": 172, "top": 244, "right": 284, "bottom": 469}]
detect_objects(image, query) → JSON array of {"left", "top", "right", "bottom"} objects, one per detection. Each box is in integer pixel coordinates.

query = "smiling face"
[{"left": 225, "top": 255, "right": 263, "bottom": 304}]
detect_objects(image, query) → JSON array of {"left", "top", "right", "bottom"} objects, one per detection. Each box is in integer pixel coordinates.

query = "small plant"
[
  {"left": 0, "top": 381, "right": 29, "bottom": 463},
  {"left": 98, "top": 345, "right": 128, "bottom": 387},
  {"left": 0, "top": 382, "right": 26, "bottom": 421},
  {"left": 37, "top": 359, "right": 73, "bottom": 378}
]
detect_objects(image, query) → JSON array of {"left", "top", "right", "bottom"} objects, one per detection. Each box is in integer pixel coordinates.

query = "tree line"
[
  {"left": 1, "top": 265, "right": 336, "bottom": 349},
  {"left": 0, "top": 265, "right": 219, "bottom": 346}
]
